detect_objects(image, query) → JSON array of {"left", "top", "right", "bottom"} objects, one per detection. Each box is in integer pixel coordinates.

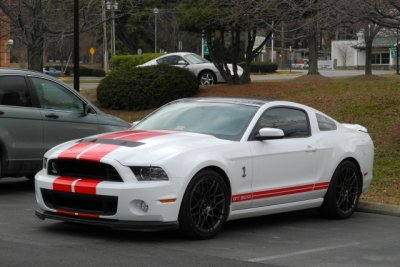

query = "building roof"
[{"left": 354, "top": 36, "right": 397, "bottom": 49}]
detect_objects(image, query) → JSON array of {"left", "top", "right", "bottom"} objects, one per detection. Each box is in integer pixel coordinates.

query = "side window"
[
  {"left": 255, "top": 107, "right": 310, "bottom": 138},
  {"left": 30, "top": 77, "right": 84, "bottom": 113},
  {"left": 0, "top": 76, "right": 32, "bottom": 107},
  {"left": 156, "top": 55, "right": 184, "bottom": 65},
  {"left": 316, "top": 113, "right": 337, "bottom": 131}
]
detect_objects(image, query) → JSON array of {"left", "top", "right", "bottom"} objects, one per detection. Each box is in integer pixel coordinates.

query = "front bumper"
[{"left": 35, "top": 208, "right": 179, "bottom": 231}]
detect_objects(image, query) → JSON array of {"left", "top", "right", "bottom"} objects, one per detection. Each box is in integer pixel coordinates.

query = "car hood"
[{"left": 50, "top": 130, "right": 231, "bottom": 166}]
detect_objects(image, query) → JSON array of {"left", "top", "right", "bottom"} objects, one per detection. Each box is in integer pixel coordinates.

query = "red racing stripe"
[
  {"left": 99, "top": 130, "right": 145, "bottom": 139},
  {"left": 57, "top": 210, "right": 75, "bottom": 216},
  {"left": 115, "top": 131, "right": 172, "bottom": 142},
  {"left": 58, "top": 142, "right": 96, "bottom": 159},
  {"left": 78, "top": 144, "right": 119, "bottom": 162},
  {"left": 74, "top": 179, "right": 102, "bottom": 195},
  {"left": 53, "top": 177, "right": 76, "bottom": 192},
  {"left": 78, "top": 213, "right": 100, "bottom": 219},
  {"left": 56, "top": 210, "right": 100, "bottom": 219}
]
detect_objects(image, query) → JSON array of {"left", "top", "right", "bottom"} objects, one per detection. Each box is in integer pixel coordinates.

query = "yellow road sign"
[{"left": 89, "top": 47, "right": 95, "bottom": 55}]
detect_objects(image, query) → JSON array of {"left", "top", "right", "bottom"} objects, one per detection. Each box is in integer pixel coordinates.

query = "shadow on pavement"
[{"left": 0, "top": 177, "right": 34, "bottom": 194}]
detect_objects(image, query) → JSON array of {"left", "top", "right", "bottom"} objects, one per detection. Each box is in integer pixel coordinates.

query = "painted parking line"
[{"left": 247, "top": 242, "right": 361, "bottom": 262}]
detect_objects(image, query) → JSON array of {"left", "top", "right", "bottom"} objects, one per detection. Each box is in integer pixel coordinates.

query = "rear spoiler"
[{"left": 342, "top": 123, "right": 368, "bottom": 133}]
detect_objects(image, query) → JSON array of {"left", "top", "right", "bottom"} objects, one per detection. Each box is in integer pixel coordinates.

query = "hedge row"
[
  {"left": 240, "top": 62, "right": 278, "bottom": 73},
  {"left": 97, "top": 64, "right": 199, "bottom": 111},
  {"left": 110, "top": 53, "right": 163, "bottom": 70}
]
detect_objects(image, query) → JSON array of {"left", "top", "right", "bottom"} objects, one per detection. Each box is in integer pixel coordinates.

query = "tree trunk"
[
  {"left": 308, "top": 29, "right": 319, "bottom": 75},
  {"left": 365, "top": 39, "right": 373, "bottom": 75},
  {"left": 27, "top": 39, "right": 44, "bottom": 72}
]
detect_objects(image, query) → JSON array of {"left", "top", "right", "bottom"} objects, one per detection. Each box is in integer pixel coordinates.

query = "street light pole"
[
  {"left": 110, "top": 0, "right": 116, "bottom": 57},
  {"left": 154, "top": 8, "right": 159, "bottom": 53}
]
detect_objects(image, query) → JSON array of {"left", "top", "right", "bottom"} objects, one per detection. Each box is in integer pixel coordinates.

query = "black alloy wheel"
[
  {"left": 320, "top": 160, "right": 362, "bottom": 219},
  {"left": 179, "top": 170, "right": 229, "bottom": 239}
]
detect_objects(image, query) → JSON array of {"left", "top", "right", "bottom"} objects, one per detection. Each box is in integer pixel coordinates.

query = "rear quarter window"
[{"left": 316, "top": 113, "right": 337, "bottom": 131}]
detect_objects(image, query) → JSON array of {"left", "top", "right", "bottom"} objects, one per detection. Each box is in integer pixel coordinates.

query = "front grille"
[
  {"left": 41, "top": 189, "right": 118, "bottom": 215},
  {"left": 47, "top": 159, "right": 123, "bottom": 182}
]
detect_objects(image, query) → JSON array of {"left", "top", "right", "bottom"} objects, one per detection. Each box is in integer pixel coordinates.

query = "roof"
[
  {"left": 178, "top": 97, "right": 272, "bottom": 107},
  {"left": 354, "top": 36, "right": 397, "bottom": 49},
  {"left": 0, "top": 67, "right": 61, "bottom": 83}
]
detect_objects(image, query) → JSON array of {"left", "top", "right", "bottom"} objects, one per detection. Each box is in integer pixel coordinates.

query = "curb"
[{"left": 357, "top": 201, "right": 400, "bottom": 217}]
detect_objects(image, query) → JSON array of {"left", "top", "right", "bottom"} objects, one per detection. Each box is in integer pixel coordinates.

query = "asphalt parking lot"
[{"left": 1, "top": 177, "right": 399, "bottom": 267}]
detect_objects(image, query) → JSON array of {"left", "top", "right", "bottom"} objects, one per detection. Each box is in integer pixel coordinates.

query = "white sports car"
[
  {"left": 35, "top": 98, "right": 374, "bottom": 239},
  {"left": 138, "top": 52, "right": 243, "bottom": 85}
]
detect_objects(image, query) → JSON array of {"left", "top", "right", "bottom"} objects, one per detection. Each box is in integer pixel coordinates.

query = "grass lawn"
[{"left": 81, "top": 75, "right": 400, "bottom": 205}]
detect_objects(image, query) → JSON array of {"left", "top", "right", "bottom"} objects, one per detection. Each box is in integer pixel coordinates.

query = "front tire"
[
  {"left": 320, "top": 161, "right": 362, "bottom": 219},
  {"left": 199, "top": 71, "right": 216, "bottom": 85},
  {"left": 179, "top": 170, "right": 230, "bottom": 239}
]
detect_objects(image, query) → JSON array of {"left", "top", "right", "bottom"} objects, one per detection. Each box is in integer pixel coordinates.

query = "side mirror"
[
  {"left": 84, "top": 104, "right": 96, "bottom": 116},
  {"left": 131, "top": 121, "right": 140, "bottom": 128},
  {"left": 177, "top": 60, "right": 188, "bottom": 66},
  {"left": 254, "top": 127, "right": 284, "bottom": 141}
]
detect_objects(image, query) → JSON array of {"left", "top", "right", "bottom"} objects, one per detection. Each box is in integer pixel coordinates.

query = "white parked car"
[
  {"left": 35, "top": 98, "right": 374, "bottom": 239},
  {"left": 138, "top": 52, "right": 243, "bottom": 85}
]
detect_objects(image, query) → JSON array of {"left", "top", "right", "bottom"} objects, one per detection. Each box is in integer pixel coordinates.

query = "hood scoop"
[{"left": 80, "top": 138, "right": 145, "bottom": 148}]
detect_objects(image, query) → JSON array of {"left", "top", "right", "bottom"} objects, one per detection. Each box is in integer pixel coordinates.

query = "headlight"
[
  {"left": 130, "top": 167, "right": 169, "bottom": 181},
  {"left": 43, "top": 158, "right": 48, "bottom": 170}
]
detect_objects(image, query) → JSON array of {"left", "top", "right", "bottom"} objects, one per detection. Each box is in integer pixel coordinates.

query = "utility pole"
[
  {"left": 73, "top": 0, "right": 79, "bottom": 92},
  {"left": 102, "top": 0, "right": 108, "bottom": 72}
]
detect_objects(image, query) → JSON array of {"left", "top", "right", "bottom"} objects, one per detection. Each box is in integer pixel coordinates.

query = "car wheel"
[
  {"left": 199, "top": 71, "right": 216, "bottom": 85},
  {"left": 320, "top": 160, "right": 362, "bottom": 219},
  {"left": 179, "top": 169, "right": 230, "bottom": 239}
]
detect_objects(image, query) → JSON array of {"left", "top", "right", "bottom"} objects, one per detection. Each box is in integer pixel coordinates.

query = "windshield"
[
  {"left": 183, "top": 54, "right": 210, "bottom": 64},
  {"left": 135, "top": 101, "right": 258, "bottom": 141}
]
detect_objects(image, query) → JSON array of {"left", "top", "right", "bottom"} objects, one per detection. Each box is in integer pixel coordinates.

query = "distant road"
[{"left": 62, "top": 69, "right": 398, "bottom": 89}]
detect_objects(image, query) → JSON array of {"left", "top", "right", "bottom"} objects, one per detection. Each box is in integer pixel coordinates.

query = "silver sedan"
[{"left": 138, "top": 52, "right": 243, "bottom": 85}]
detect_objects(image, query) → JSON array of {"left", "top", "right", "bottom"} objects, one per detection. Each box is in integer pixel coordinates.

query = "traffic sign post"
[{"left": 89, "top": 47, "right": 95, "bottom": 64}]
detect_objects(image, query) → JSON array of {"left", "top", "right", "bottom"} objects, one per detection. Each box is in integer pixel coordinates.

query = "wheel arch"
[
  {"left": 195, "top": 165, "right": 232, "bottom": 198},
  {"left": 338, "top": 157, "right": 363, "bottom": 188}
]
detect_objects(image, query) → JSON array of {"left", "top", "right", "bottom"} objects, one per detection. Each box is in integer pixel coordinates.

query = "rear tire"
[
  {"left": 320, "top": 161, "right": 362, "bottom": 219},
  {"left": 179, "top": 170, "right": 230, "bottom": 239},
  {"left": 199, "top": 71, "right": 216, "bottom": 85}
]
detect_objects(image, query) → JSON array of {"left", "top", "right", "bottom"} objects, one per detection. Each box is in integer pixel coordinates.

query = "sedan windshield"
[
  {"left": 184, "top": 54, "right": 210, "bottom": 64},
  {"left": 135, "top": 101, "right": 258, "bottom": 141}
]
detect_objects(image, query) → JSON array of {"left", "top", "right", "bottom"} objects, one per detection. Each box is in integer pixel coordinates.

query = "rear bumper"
[{"left": 35, "top": 209, "right": 179, "bottom": 232}]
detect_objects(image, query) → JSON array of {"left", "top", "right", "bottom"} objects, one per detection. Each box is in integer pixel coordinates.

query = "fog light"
[{"left": 137, "top": 200, "right": 149, "bottom": 212}]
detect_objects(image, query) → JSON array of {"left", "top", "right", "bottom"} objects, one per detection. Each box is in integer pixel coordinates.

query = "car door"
[
  {"left": 29, "top": 76, "right": 101, "bottom": 152},
  {"left": 248, "top": 107, "right": 321, "bottom": 208},
  {"left": 0, "top": 75, "right": 43, "bottom": 175}
]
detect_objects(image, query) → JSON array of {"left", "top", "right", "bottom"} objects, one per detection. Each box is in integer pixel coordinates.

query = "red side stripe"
[
  {"left": 232, "top": 182, "right": 330, "bottom": 203},
  {"left": 53, "top": 177, "right": 76, "bottom": 192},
  {"left": 58, "top": 142, "right": 96, "bottom": 159},
  {"left": 74, "top": 179, "right": 102, "bottom": 195},
  {"left": 78, "top": 144, "right": 119, "bottom": 162}
]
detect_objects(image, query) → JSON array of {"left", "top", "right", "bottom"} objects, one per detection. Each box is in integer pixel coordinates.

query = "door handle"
[
  {"left": 45, "top": 113, "right": 59, "bottom": 119},
  {"left": 305, "top": 145, "right": 317, "bottom": 153}
]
